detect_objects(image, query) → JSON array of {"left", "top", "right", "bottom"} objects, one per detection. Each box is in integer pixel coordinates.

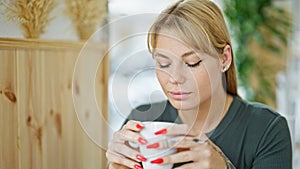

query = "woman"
[{"left": 106, "top": 0, "right": 292, "bottom": 168}]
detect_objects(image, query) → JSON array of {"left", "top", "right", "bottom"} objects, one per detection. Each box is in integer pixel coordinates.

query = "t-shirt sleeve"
[{"left": 251, "top": 116, "right": 292, "bottom": 169}]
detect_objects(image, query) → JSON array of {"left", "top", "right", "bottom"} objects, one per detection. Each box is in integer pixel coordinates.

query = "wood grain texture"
[
  {"left": 0, "top": 54, "right": 19, "bottom": 169},
  {"left": 0, "top": 38, "right": 108, "bottom": 169}
]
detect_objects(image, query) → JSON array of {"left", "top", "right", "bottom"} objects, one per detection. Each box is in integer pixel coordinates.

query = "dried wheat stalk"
[
  {"left": 65, "top": 0, "right": 106, "bottom": 40},
  {"left": 3, "top": 0, "right": 56, "bottom": 39}
]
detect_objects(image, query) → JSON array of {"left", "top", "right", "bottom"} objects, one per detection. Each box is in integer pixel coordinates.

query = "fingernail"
[
  {"left": 154, "top": 128, "right": 167, "bottom": 135},
  {"left": 150, "top": 158, "right": 164, "bottom": 164},
  {"left": 134, "top": 164, "right": 143, "bottom": 169},
  {"left": 136, "top": 154, "right": 147, "bottom": 162},
  {"left": 138, "top": 137, "right": 147, "bottom": 144},
  {"left": 146, "top": 142, "right": 159, "bottom": 149},
  {"left": 136, "top": 123, "right": 144, "bottom": 130}
]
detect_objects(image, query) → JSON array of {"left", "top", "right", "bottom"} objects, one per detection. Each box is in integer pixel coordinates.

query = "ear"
[{"left": 220, "top": 44, "right": 232, "bottom": 72}]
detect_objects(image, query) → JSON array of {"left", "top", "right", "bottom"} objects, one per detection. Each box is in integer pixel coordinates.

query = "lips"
[{"left": 169, "top": 91, "right": 192, "bottom": 100}]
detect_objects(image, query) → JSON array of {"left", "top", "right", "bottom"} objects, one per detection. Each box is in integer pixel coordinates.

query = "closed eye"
[
  {"left": 158, "top": 64, "right": 170, "bottom": 68},
  {"left": 157, "top": 62, "right": 170, "bottom": 68},
  {"left": 186, "top": 60, "right": 202, "bottom": 68}
]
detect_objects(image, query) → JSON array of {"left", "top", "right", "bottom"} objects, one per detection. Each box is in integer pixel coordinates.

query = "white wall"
[{"left": 0, "top": 0, "right": 78, "bottom": 40}]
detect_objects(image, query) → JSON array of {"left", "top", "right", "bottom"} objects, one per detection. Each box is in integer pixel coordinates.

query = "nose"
[{"left": 169, "top": 69, "right": 186, "bottom": 84}]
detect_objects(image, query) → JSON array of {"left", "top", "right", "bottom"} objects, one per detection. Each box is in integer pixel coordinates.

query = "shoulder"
[
  {"left": 227, "top": 96, "right": 291, "bottom": 146},
  {"left": 234, "top": 96, "right": 284, "bottom": 124},
  {"left": 224, "top": 97, "right": 292, "bottom": 167},
  {"left": 237, "top": 99, "right": 293, "bottom": 167},
  {"left": 128, "top": 100, "right": 178, "bottom": 122},
  {"left": 234, "top": 96, "right": 291, "bottom": 146},
  {"left": 242, "top": 98, "right": 286, "bottom": 126}
]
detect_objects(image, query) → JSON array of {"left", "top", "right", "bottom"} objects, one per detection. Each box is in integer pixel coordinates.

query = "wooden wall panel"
[
  {"left": 0, "top": 38, "right": 108, "bottom": 169},
  {"left": 16, "top": 52, "right": 75, "bottom": 169},
  {"left": 0, "top": 54, "right": 19, "bottom": 169},
  {"left": 72, "top": 43, "right": 108, "bottom": 169}
]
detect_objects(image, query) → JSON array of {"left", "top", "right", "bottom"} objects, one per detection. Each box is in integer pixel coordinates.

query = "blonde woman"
[{"left": 106, "top": 0, "right": 292, "bottom": 168}]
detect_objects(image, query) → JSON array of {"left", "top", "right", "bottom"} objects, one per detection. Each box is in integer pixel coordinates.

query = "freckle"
[
  {"left": 4, "top": 88, "right": 17, "bottom": 103},
  {"left": 0, "top": 90, "right": 2, "bottom": 94}
]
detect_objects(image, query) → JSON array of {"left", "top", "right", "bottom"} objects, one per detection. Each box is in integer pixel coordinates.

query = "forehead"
[
  {"left": 155, "top": 33, "right": 194, "bottom": 56},
  {"left": 154, "top": 34, "right": 219, "bottom": 64}
]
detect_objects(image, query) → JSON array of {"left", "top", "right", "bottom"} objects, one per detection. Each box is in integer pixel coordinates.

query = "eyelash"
[
  {"left": 159, "top": 64, "right": 170, "bottom": 68},
  {"left": 158, "top": 60, "right": 202, "bottom": 68},
  {"left": 186, "top": 60, "right": 202, "bottom": 68}
]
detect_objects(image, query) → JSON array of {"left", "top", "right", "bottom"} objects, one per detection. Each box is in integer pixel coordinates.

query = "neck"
[{"left": 178, "top": 92, "right": 233, "bottom": 136}]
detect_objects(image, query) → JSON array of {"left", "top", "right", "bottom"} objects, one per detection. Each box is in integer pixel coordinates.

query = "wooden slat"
[{"left": 0, "top": 54, "right": 19, "bottom": 169}]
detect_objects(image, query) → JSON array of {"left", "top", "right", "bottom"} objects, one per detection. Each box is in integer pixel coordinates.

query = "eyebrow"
[
  {"left": 181, "top": 51, "right": 195, "bottom": 58},
  {"left": 154, "top": 51, "right": 196, "bottom": 59}
]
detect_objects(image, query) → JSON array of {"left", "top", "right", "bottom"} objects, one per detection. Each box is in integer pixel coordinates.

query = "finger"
[
  {"left": 113, "top": 129, "right": 147, "bottom": 145},
  {"left": 173, "top": 161, "right": 206, "bottom": 169},
  {"left": 153, "top": 123, "right": 189, "bottom": 136},
  {"left": 163, "top": 151, "right": 196, "bottom": 164},
  {"left": 146, "top": 136, "right": 207, "bottom": 149},
  {"left": 108, "top": 143, "right": 147, "bottom": 163},
  {"left": 109, "top": 162, "right": 129, "bottom": 169},
  {"left": 122, "top": 120, "right": 144, "bottom": 131},
  {"left": 156, "top": 149, "right": 206, "bottom": 165},
  {"left": 191, "top": 135, "right": 212, "bottom": 151},
  {"left": 153, "top": 141, "right": 211, "bottom": 165},
  {"left": 153, "top": 123, "right": 207, "bottom": 137},
  {"left": 168, "top": 136, "right": 207, "bottom": 148},
  {"left": 106, "top": 151, "right": 143, "bottom": 169}
]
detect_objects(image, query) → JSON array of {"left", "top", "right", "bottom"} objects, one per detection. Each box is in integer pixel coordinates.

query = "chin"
[{"left": 169, "top": 99, "right": 199, "bottom": 111}]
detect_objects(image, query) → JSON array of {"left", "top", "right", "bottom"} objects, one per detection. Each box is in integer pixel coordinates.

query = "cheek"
[
  {"left": 200, "top": 64, "right": 221, "bottom": 94},
  {"left": 190, "top": 68, "right": 211, "bottom": 95},
  {"left": 198, "top": 74, "right": 211, "bottom": 94},
  {"left": 194, "top": 72, "right": 210, "bottom": 90},
  {"left": 156, "top": 70, "right": 169, "bottom": 88}
]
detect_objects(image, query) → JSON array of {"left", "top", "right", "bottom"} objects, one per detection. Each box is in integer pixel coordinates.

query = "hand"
[
  {"left": 108, "top": 162, "right": 130, "bottom": 169},
  {"left": 146, "top": 124, "right": 233, "bottom": 169},
  {"left": 106, "top": 120, "right": 147, "bottom": 169}
]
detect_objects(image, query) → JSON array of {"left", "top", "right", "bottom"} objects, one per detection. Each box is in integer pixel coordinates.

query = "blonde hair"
[{"left": 147, "top": 0, "right": 238, "bottom": 95}]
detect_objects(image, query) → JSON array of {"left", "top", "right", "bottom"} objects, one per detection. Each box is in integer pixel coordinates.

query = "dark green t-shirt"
[{"left": 125, "top": 96, "right": 292, "bottom": 169}]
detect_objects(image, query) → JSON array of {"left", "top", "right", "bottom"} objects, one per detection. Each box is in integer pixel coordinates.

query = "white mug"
[{"left": 139, "top": 121, "right": 177, "bottom": 169}]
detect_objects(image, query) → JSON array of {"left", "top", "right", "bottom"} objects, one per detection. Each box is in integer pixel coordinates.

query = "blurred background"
[{"left": 0, "top": 0, "right": 299, "bottom": 168}]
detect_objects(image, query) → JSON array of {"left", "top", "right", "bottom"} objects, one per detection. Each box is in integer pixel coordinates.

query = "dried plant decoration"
[
  {"left": 1, "top": 0, "right": 57, "bottom": 39},
  {"left": 65, "top": 0, "right": 107, "bottom": 40},
  {"left": 0, "top": 1, "right": 26, "bottom": 23}
]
